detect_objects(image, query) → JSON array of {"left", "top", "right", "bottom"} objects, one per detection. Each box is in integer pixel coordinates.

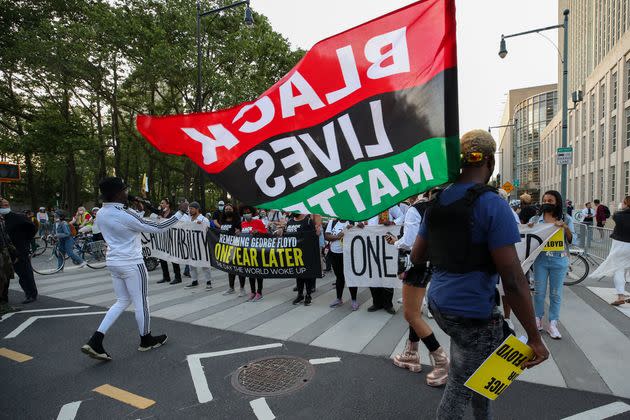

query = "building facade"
[
  {"left": 496, "top": 84, "right": 557, "bottom": 200},
  {"left": 540, "top": 1, "right": 630, "bottom": 209}
]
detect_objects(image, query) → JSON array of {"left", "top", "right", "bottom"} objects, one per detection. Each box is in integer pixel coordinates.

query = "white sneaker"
[
  {"left": 397, "top": 297, "right": 403, "bottom": 304},
  {"left": 536, "top": 317, "right": 543, "bottom": 331},
  {"left": 547, "top": 320, "right": 562, "bottom": 339},
  {"left": 505, "top": 318, "right": 515, "bottom": 331},
  {"left": 77, "top": 262, "right": 87, "bottom": 269},
  {"left": 238, "top": 288, "right": 246, "bottom": 297}
]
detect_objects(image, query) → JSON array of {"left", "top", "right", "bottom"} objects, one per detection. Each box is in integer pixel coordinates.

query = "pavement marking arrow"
[
  {"left": 561, "top": 401, "right": 630, "bottom": 419},
  {"left": 309, "top": 357, "right": 341, "bottom": 365},
  {"left": 0, "top": 347, "right": 33, "bottom": 362},
  {"left": 56, "top": 401, "right": 82, "bottom": 420},
  {"left": 93, "top": 384, "right": 155, "bottom": 409},
  {"left": 0, "top": 306, "right": 91, "bottom": 323},
  {"left": 187, "top": 342, "right": 283, "bottom": 403},
  {"left": 4, "top": 311, "right": 107, "bottom": 339},
  {"left": 250, "top": 397, "right": 276, "bottom": 420}
]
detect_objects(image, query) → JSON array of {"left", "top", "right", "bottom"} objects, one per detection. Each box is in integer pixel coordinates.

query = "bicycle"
[
  {"left": 564, "top": 246, "right": 590, "bottom": 286},
  {"left": 30, "top": 235, "right": 108, "bottom": 275}
]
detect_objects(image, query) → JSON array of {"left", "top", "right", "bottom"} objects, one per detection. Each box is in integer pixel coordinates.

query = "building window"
[
  {"left": 611, "top": 115, "right": 617, "bottom": 153},
  {"left": 590, "top": 129, "right": 595, "bottom": 160},
  {"left": 600, "top": 122, "right": 605, "bottom": 157},
  {"left": 591, "top": 93, "right": 596, "bottom": 126},
  {"left": 590, "top": 173, "right": 595, "bottom": 200},
  {"left": 627, "top": 107, "right": 630, "bottom": 147},
  {"left": 611, "top": 166, "right": 616, "bottom": 202},
  {"left": 600, "top": 83, "right": 606, "bottom": 119},
  {"left": 625, "top": 161, "right": 630, "bottom": 196},
  {"left": 627, "top": 60, "right": 630, "bottom": 101},
  {"left": 599, "top": 169, "right": 604, "bottom": 201},
  {"left": 582, "top": 134, "right": 586, "bottom": 164},
  {"left": 612, "top": 72, "right": 618, "bottom": 111}
]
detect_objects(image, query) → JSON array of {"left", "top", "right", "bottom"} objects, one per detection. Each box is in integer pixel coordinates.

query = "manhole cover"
[{"left": 231, "top": 356, "right": 315, "bottom": 397}]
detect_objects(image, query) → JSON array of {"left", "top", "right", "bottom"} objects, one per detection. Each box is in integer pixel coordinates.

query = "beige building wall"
[
  {"left": 496, "top": 84, "right": 557, "bottom": 197},
  {"left": 541, "top": 1, "right": 630, "bottom": 209}
]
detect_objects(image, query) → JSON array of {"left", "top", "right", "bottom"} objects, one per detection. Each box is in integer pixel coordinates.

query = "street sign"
[
  {"left": 502, "top": 181, "right": 514, "bottom": 194},
  {"left": 0, "top": 162, "right": 20, "bottom": 182},
  {"left": 513, "top": 179, "right": 520, "bottom": 187},
  {"left": 557, "top": 147, "right": 573, "bottom": 165}
]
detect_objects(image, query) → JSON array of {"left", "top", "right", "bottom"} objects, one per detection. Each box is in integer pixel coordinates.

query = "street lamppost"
[
  {"left": 488, "top": 119, "right": 518, "bottom": 190},
  {"left": 195, "top": 0, "right": 254, "bottom": 211},
  {"left": 499, "top": 9, "right": 569, "bottom": 209}
]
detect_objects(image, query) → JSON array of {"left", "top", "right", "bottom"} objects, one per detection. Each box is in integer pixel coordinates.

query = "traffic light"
[{"left": 0, "top": 162, "right": 20, "bottom": 182}]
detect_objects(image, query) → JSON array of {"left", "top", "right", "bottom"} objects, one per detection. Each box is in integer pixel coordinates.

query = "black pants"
[
  {"left": 331, "top": 252, "right": 357, "bottom": 300},
  {"left": 14, "top": 252, "right": 37, "bottom": 299},
  {"left": 229, "top": 273, "right": 246, "bottom": 289},
  {"left": 296, "top": 278, "right": 315, "bottom": 296},
  {"left": 249, "top": 277, "right": 263, "bottom": 294},
  {"left": 370, "top": 287, "right": 393, "bottom": 309},
  {"left": 160, "top": 260, "right": 181, "bottom": 280}
]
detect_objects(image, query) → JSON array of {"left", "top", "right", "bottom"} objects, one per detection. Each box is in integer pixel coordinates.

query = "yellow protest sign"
[
  {"left": 543, "top": 228, "right": 564, "bottom": 251},
  {"left": 464, "top": 335, "right": 534, "bottom": 400}
]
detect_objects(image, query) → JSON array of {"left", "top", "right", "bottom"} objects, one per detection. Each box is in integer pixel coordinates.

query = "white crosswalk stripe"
[{"left": 11, "top": 269, "right": 630, "bottom": 398}]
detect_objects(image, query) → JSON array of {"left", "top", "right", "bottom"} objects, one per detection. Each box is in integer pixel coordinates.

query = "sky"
[{"left": 251, "top": 0, "right": 559, "bottom": 133}]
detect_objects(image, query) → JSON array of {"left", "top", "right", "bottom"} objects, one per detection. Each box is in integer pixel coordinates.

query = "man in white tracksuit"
[
  {"left": 81, "top": 177, "right": 188, "bottom": 361},
  {"left": 182, "top": 201, "right": 212, "bottom": 289}
]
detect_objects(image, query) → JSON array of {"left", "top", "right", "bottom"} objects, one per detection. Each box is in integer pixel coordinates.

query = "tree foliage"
[{"left": 0, "top": 0, "right": 304, "bottom": 211}]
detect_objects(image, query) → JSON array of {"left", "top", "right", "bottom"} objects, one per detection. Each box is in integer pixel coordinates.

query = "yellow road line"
[
  {"left": 0, "top": 347, "right": 33, "bottom": 363},
  {"left": 93, "top": 384, "right": 155, "bottom": 409}
]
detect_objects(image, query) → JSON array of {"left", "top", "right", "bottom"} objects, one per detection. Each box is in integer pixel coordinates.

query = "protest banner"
[
  {"left": 343, "top": 224, "right": 560, "bottom": 288},
  {"left": 207, "top": 229, "right": 322, "bottom": 279},
  {"left": 464, "top": 335, "right": 534, "bottom": 400},
  {"left": 137, "top": 0, "right": 459, "bottom": 220},
  {"left": 140, "top": 221, "right": 211, "bottom": 268}
]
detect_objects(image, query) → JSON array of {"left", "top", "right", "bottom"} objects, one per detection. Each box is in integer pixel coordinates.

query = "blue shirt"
[{"left": 419, "top": 183, "right": 521, "bottom": 318}]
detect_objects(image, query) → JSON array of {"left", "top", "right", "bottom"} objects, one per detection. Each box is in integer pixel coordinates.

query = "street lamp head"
[
  {"left": 244, "top": 4, "right": 254, "bottom": 26},
  {"left": 498, "top": 36, "right": 507, "bottom": 59}
]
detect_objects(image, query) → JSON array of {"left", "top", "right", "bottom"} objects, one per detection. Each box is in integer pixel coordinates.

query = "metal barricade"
[{"left": 573, "top": 222, "right": 613, "bottom": 263}]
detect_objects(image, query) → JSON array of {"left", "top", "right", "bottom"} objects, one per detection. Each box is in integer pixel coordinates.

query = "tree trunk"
[
  {"left": 111, "top": 54, "right": 122, "bottom": 176},
  {"left": 96, "top": 92, "right": 107, "bottom": 199}
]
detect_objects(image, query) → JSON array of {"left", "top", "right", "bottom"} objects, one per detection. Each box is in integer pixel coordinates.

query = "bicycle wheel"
[
  {"left": 32, "top": 236, "right": 48, "bottom": 257},
  {"left": 31, "top": 246, "right": 64, "bottom": 275},
  {"left": 564, "top": 254, "right": 589, "bottom": 286},
  {"left": 83, "top": 240, "right": 107, "bottom": 269}
]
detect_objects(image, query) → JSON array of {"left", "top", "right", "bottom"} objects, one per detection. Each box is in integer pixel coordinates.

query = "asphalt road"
[{"left": 1, "top": 291, "right": 629, "bottom": 420}]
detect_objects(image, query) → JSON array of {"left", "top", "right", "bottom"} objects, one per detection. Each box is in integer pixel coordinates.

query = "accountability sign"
[
  {"left": 141, "top": 221, "right": 211, "bottom": 268},
  {"left": 343, "top": 224, "right": 560, "bottom": 288},
  {"left": 207, "top": 229, "right": 322, "bottom": 279},
  {"left": 137, "top": 0, "right": 459, "bottom": 220}
]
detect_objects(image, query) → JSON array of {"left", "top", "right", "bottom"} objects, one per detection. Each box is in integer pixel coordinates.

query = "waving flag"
[{"left": 137, "top": 0, "right": 459, "bottom": 220}]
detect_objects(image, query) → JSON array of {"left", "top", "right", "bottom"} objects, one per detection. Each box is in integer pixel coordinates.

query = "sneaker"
[
  {"left": 223, "top": 288, "right": 235, "bottom": 295},
  {"left": 205, "top": 282, "right": 212, "bottom": 290},
  {"left": 138, "top": 333, "right": 168, "bottom": 351},
  {"left": 157, "top": 278, "right": 169, "bottom": 284},
  {"left": 252, "top": 293, "right": 263, "bottom": 302},
  {"left": 185, "top": 281, "right": 199, "bottom": 289},
  {"left": 81, "top": 332, "right": 112, "bottom": 361},
  {"left": 536, "top": 317, "right": 543, "bottom": 331},
  {"left": 547, "top": 320, "right": 562, "bottom": 339},
  {"left": 293, "top": 286, "right": 299, "bottom": 292},
  {"left": 293, "top": 295, "right": 305, "bottom": 305},
  {"left": 505, "top": 318, "right": 515, "bottom": 331},
  {"left": 247, "top": 293, "right": 256, "bottom": 302},
  {"left": 426, "top": 347, "right": 449, "bottom": 387},
  {"left": 351, "top": 300, "right": 359, "bottom": 311},
  {"left": 169, "top": 278, "right": 182, "bottom": 285},
  {"left": 329, "top": 298, "right": 343, "bottom": 308},
  {"left": 397, "top": 297, "right": 404, "bottom": 304},
  {"left": 238, "top": 288, "right": 246, "bottom": 297},
  {"left": 384, "top": 307, "right": 396, "bottom": 315},
  {"left": 304, "top": 295, "right": 312, "bottom": 306},
  {"left": 393, "top": 340, "right": 421, "bottom": 372}
]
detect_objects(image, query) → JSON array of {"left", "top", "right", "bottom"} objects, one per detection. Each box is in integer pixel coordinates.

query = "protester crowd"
[{"left": 1, "top": 130, "right": 629, "bottom": 419}]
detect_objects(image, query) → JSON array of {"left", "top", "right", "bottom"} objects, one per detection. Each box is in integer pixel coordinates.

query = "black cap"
[
  {"left": 99, "top": 177, "right": 127, "bottom": 200},
  {"left": 189, "top": 201, "right": 201, "bottom": 209}
]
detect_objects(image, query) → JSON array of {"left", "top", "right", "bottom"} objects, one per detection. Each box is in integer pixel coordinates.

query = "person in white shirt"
[
  {"left": 182, "top": 202, "right": 212, "bottom": 290},
  {"left": 386, "top": 191, "right": 449, "bottom": 386},
  {"left": 81, "top": 177, "right": 188, "bottom": 361},
  {"left": 36, "top": 207, "right": 49, "bottom": 237},
  {"left": 326, "top": 219, "right": 358, "bottom": 310}
]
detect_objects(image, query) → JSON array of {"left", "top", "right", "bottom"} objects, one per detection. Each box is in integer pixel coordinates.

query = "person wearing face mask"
[
  {"left": 411, "top": 130, "right": 548, "bottom": 418},
  {"left": 589, "top": 196, "right": 630, "bottom": 306},
  {"left": 219, "top": 204, "right": 247, "bottom": 296},
  {"left": 182, "top": 202, "right": 212, "bottom": 289},
  {"left": 37, "top": 207, "right": 49, "bottom": 237},
  {"left": 156, "top": 197, "right": 183, "bottom": 285},
  {"left": 527, "top": 190, "right": 575, "bottom": 339},
  {"left": 1, "top": 197, "right": 39, "bottom": 304},
  {"left": 240, "top": 205, "right": 267, "bottom": 301},
  {"left": 212, "top": 200, "right": 225, "bottom": 229}
]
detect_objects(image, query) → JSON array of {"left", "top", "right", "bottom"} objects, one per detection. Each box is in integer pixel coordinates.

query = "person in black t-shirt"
[
  {"left": 219, "top": 204, "right": 247, "bottom": 296},
  {"left": 284, "top": 213, "right": 320, "bottom": 306}
]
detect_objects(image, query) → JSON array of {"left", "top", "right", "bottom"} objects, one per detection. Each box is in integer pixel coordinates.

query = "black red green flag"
[{"left": 137, "top": 0, "right": 459, "bottom": 220}]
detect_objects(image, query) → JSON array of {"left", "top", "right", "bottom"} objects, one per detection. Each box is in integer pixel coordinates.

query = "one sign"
[
  {"left": 342, "top": 223, "right": 559, "bottom": 287},
  {"left": 501, "top": 181, "right": 514, "bottom": 194},
  {"left": 136, "top": 0, "right": 459, "bottom": 221},
  {"left": 0, "top": 162, "right": 20, "bottom": 182},
  {"left": 557, "top": 147, "right": 573, "bottom": 165},
  {"left": 513, "top": 179, "right": 520, "bottom": 187},
  {"left": 207, "top": 229, "right": 322, "bottom": 279},
  {"left": 464, "top": 335, "right": 534, "bottom": 400}
]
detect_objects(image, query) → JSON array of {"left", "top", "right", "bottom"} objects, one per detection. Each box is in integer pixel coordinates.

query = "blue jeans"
[
  {"left": 533, "top": 253, "right": 569, "bottom": 321},
  {"left": 57, "top": 237, "right": 83, "bottom": 266}
]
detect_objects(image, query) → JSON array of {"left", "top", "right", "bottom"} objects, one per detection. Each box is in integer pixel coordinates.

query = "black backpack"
[{"left": 603, "top": 205, "right": 611, "bottom": 219}]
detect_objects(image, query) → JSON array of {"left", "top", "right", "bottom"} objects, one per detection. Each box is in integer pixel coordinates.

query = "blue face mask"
[{"left": 0, "top": 208, "right": 10, "bottom": 215}]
